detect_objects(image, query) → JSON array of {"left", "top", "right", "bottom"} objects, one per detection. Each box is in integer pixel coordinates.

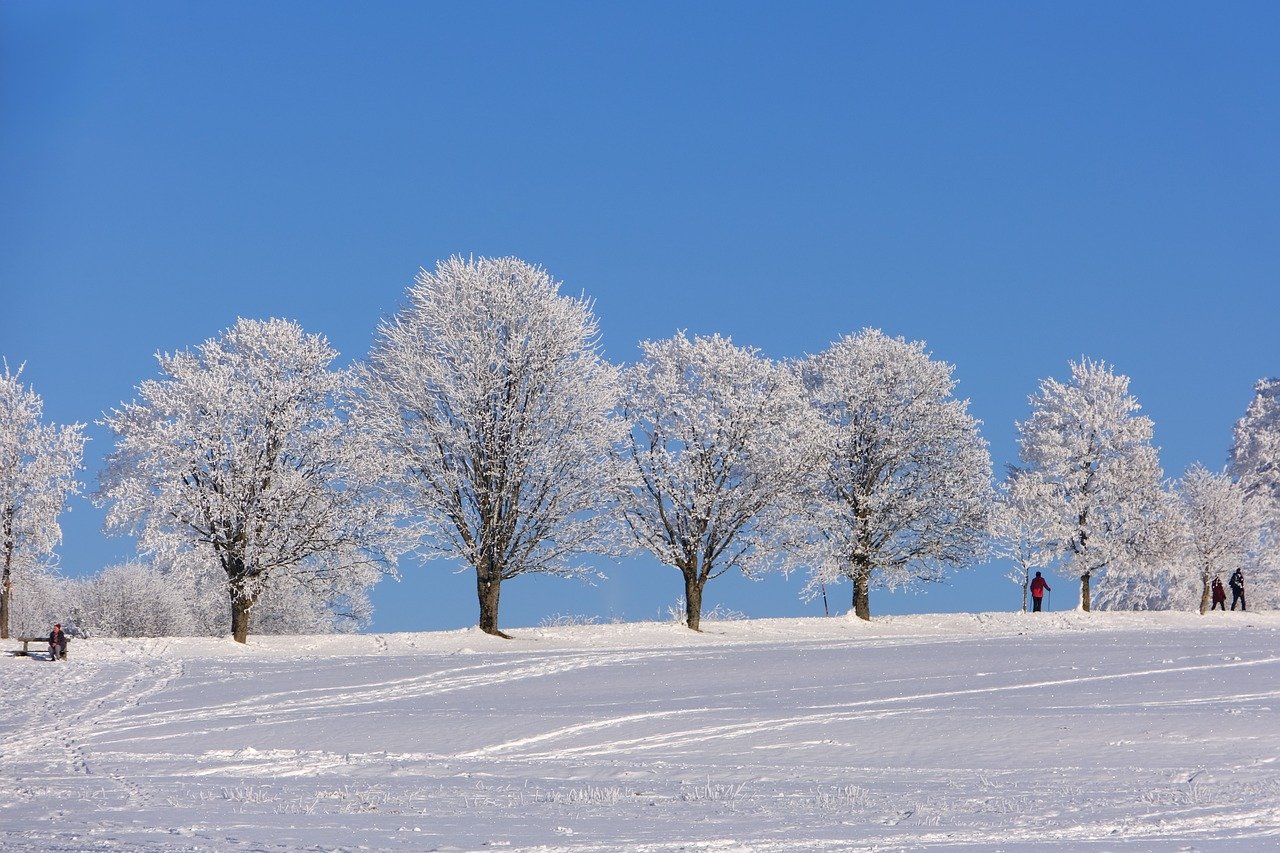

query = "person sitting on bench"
[{"left": 48, "top": 623, "right": 68, "bottom": 661}]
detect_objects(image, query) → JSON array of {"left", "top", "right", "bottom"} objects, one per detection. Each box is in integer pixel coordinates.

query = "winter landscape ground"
[{"left": 3, "top": 611, "right": 1280, "bottom": 851}]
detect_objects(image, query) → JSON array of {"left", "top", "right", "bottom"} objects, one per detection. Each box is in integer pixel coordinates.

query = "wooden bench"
[{"left": 11, "top": 637, "right": 67, "bottom": 659}]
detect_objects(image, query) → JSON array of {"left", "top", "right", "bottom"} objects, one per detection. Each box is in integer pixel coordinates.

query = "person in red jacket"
[
  {"left": 1030, "top": 571, "right": 1051, "bottom": 612},
  {"left": 1211, "top": 576, "right": 1227, "bottom": 611}
]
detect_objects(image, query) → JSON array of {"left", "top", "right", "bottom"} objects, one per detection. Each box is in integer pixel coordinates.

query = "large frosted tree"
[
  {"left": 1014, "top": 359, "right": 1165, "bottom": 611},
  {"left": 358, "top": 256, "right": 626, "bottom": 638},
  {"left": 616, "top": 332, "right": 819, "bottom": 631},
  {"left": 96, "top": 318, "right": 406, "bottom": 643},
  {"left": 1230, "top": 377, "right": 1280, "bottom": 519},
  {"left": 0, "top": 363, "right": 86, "bottom": 638},
  {"left": 798, "top": 330, "right": 992, "bottom": 620},
  {"left": 1174, "top": 464, "right": 1272, "bottom": 614}
]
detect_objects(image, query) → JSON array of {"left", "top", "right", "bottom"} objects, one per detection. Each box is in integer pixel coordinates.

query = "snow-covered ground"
[{"left": 3, "top": 611, "right": 1279, "bottom": 851}]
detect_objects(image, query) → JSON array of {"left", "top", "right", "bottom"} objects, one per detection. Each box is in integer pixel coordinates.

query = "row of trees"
[
  {"left": 3, "top": 257, "right": 1277, "bottom": 641},
  {"left": 996, "top": 362, "right": 1278, "bottom": 614}
]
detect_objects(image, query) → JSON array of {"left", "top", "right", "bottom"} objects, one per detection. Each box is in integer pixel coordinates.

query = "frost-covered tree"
[
  {"left": 358, "top": 256, "right": 627, "bottom": 639},
  {"left": 617, "top": 332, "right": 819, "bottom": 631},
  {"left": 1014, "top": 359, "right": 1166, "bottom": 611},
  {"left": 72, "top": 562, "right": 198, "bottom": 638},
  {"left": 1174, "top": 464, "right": 1271, "bottom": 614},
  {"left": 96, "top": 318, "right": 407, "bottom": 643},
  {"left": 7, "top": 570, "right": 75, "bottom": 638},
  {"left": 0, "top": 362, "right": 86, "bottom": 638},
  {"left": 993, "top": 466, "right": 1057, "bottom": 612},
  {"left": 65, "top": 556, "right": 363, "bottom": 639},
  {"left": 1089, "top": 486, "right": 1183, "bottom": 612},
  {"left": 797, "top": 330, "right": 992, "bottom": 620},
  {"left": 1230, "top": 377, "right": 1280, "bottom": 519}
]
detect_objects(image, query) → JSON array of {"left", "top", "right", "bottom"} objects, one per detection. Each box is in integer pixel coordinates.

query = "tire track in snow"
[
  {"left": 89, "top": 648, "right": 675, "bottom": 743},
  {"left": 481, "top": 705, "right": 936, "bottom": 761},
  {"left": 454, "top": 709, "right": 703, "bottom": 759},
  {"left": 458, "top": 653, "right": 1280, "bottom": 762}
]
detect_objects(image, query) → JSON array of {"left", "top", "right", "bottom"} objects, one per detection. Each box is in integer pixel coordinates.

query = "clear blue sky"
[{"left": 3, "top": 1, "right": 1277, "bottom": 631}]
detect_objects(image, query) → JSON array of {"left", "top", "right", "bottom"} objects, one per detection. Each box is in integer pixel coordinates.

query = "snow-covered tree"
[
  {"left": 358, "top": 256, "right": 627, "bottom": 638},
  {"left": 1230, "top": 377, "right": 1280, "bottom": 519},
  {"left": 71, "top": 562, "right": 198, "bottom": 638},
  {"left": 1174, "top": 464, "right": 1272, "bottom": 614},
  {"left": 993, "top": 466, "right": 1057, "bottom": 612},
  {"left": 96, "top": 318, "right": 407, "bottom": 643},
  {"left": 0, "top": 362, "right": 86, "bottom": 638},
  {"left": 1013, "top": 359, "right": 1166, "bottom": 611},
  {"left": 1088, "top": 486, "right": 1183, "bottom": 612},
  {"left": 797, "top": 330, "right": 992, "bottom": 620},
  {"left": 7, "top": 570, "right": 75, "bottom": 638},
  {"left": 616, "top": 332, "right": 819, "bottom": 631}
]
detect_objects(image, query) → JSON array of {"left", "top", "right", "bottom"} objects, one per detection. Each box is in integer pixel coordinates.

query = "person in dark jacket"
[
  {"left": 48, "top": 623, "right": 68, "bottom": 661},
  {"left": 1030, "top": 571, "right": 1051, "bottom": 612},
  {"left": 1211, "top": 576, "right": 1227, "bottom": 611},
  {"left": 1229, "top": 568, "right": 1246, "bottom": 611}
]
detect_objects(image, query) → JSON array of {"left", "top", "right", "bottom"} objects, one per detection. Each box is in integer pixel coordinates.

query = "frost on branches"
[
  {"left": 1088, "top": 487, "right": 1183, "bottom": 613},
  {"left": 358, "top": 257, "right": 627, "bottom": 639},
  {"left": 1013, "top": 359, "right": 1166, "bottom": 611},
  {"left": 798, "top": 330, "right": 992, "bottom": 620},
  {"left": 1230, "top": 377, "right": 1280, "bottom": 521},
  {"left": 1174, "top": 464, "right": 1272, "bottom": 614},
  {"left": 96, "top": 319, "right": 407, "bottom": 643},
  {"left": 0, "top": 362, "right": 86, "bottom": 639},
  {"left": 73, "top": 562, "right": 198, "bottom": 638},
  {"left": 616, "top": 332, "right": 819, "bottom": 632},
  {"left": 993, "top": 467, "right": 1057, "bottom": 612}
]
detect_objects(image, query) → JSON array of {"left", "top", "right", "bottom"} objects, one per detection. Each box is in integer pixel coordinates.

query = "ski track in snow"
[{"left": 2, "top": 614, "right": 1280, "bottom": 850}]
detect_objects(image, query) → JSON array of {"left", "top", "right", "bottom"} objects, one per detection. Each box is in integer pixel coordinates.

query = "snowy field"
[{"left": 3, "top": 612, "right": 1280, "bottom": 851}]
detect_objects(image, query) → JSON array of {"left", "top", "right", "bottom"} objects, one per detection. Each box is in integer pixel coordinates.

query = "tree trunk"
[
  {"left": 1080, "top": 571, "right": 1091, "bottom": 612},
  {"left": 224, "top": 556, "right": 258, "bottom": 644},
  {"left": 230, "top": 586, "right": 257, "bottom": 644},
  {"left": 852, "top": 568, "right": 871, "bottom": 621},
  {"left": 0, "top": 567, "right": 10, "bottom": 640},
  {"left": 477, "top": 574, "right": 511, "bottom": 639},
  {"left": 1021, "top": 577, "right": 1029, "bottom": 613},
  {"left": 1, "top": 509, "right": 12, "bottom": 639},
  {"left": 683, "top": 570, "right": 704, "bottom": 632},
  {"left": 1199, "top": 574, "right": 1210, "bottom": 615}
]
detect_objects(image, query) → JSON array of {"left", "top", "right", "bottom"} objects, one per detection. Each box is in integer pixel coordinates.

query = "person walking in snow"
[
  {"left": 48, "top": 623, "right": 68, "bottom": 661},
  {"left": 1211, "top": 576, "right": 1227, "bottom": 611},
  {"left": 1029, "top": 571, "right": 1051, "bottom": 612},
  {"left": 1229, "top": 568, "right": 1246, "bottom": 611}
]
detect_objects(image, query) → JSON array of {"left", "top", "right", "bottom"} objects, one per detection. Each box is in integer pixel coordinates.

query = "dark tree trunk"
[
  {"left": 230, "top": 585, "right": 258, "bottom": 644},
  {"left": 1021, "top": 577, "right": 1029, "bottom": 613},
  {"left": 225, "top": 556, "right": 258, "bottom": 644},
  {"left": 1080, "top": 571, "right": 1091, "bottom": 612},
  {"left": 0, "top": 567, "right": 10, "bottom": 640},
  {"left": 477, "top": 573, "right": 511, "bottom": 639},
  {"left": 852, "top": 568, "right": 871, "bottom": 621},
  {"left": 683, "top": 569, "right": 704, "bottom": 632},
  {"left": 1, "top": 508, "right": 12, "bottom": 639},
  {"left": 1199, "top": 574, "right": 1210, "bottom": 615}
]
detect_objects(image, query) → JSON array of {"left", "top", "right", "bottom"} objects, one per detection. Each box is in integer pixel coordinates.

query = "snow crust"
[{"left": 4, "top": 611, "right": 1279, "bottom": 850}]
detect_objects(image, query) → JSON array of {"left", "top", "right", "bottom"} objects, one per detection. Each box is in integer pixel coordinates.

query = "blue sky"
[{"left": 2, "top": 2, "right": 1277, "bottom": 631}]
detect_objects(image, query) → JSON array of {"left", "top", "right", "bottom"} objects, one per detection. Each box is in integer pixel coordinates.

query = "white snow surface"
[{"left": 4, "top": 611, "right": 1279, "bottom": 851}]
